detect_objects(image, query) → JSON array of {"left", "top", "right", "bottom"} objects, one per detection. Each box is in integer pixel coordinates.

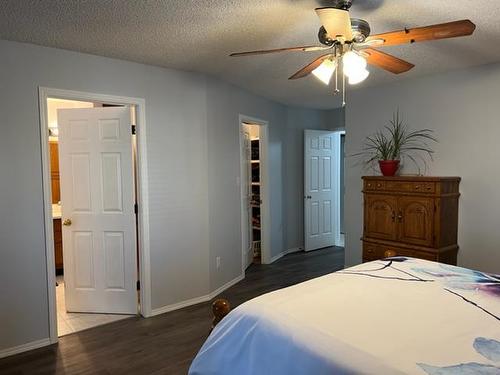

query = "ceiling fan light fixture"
[
  {"left": 342, "top": 51, "right": 369, "bottom": 85},
  {"left": 342, "top": 51, "right": 367, "bottom": 72},
  {"left": 315, "top": 8, "right": 353, "bottom": 41},
  {"left": 347, "top": 68, "right": 369, "bottom": 85},
  {"left": 312, "top": 58, "right": 337, "bottom": 85}
]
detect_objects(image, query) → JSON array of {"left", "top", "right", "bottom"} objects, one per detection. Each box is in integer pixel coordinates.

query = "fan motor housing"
[
  {"left": 318, "top": 26, "right": 335, "bottom": 46},
  {"left": 351, "top": 18, "right": 371, "bottom": 42},
  {"left": 318, "top": 18, "right": 371, "bottom": 45},
  {"left": 329, "top": 0, "right": 353, "bottom": 10}
]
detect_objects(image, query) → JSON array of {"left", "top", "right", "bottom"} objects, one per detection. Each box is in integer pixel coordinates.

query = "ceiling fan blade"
[
  {"left": 289, "top": 54, "right": 332, "bottom": 80},
  {"left": 362, "top": 48, "right": 414, "bottom": 74},
  {"left": 230, "top": 45, "right": 330, "bottom": 57},
  {"left": 366, "top": 20, "right": 476, "bottom": 47},
  {"left": 354, "top": 38, "right": 385, "bottom": 49}
]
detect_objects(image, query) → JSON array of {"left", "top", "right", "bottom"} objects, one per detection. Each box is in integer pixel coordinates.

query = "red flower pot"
[{"left": 379, "top": 160, "right": 400, "bottom": 176}]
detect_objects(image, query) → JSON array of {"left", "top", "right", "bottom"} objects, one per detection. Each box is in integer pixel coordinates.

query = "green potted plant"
[{"left": 356, "top": 110, "right": 437, "bottom": 176}]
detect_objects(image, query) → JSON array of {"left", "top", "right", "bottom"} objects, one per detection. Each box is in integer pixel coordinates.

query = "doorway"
[
  {"left": 303, "top": 130, "right": 344, "bottom": 251},
  {"left": 239, "top": 116, "right": 271, "bottom": 271},
  {"left": 47, "top": 99, "right": 137, "bottom": 336},
  {"left": 39, "top": 88, "right": 151, "bottom": 343}
]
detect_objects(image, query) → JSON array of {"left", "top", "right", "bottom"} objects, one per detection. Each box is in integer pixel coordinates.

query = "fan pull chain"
[
  {"left": 333, "top": 44, "right": 340, "bottom": 96},
  {"left": 334, "top": 59, "right": 339, "bottom": 95},
  {"left": 342, "top": 55, "right": 346, "bottom": 107}
]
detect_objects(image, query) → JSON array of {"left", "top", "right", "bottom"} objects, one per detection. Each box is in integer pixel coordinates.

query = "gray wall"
[
  {"left": 205, "top": 84, "right": 343, "bottom": 289},
  {"left": 0, "top": 39, "right": 212, "bottom": 351},
  {"left": 0, "top": 39, "right": 333, "bottom": 353},
  {"left": 205, "top": 77, "right": 290, "bottom": 290},
  {"left": 345, "top": 63, "right": 500, "bottom": 274}
]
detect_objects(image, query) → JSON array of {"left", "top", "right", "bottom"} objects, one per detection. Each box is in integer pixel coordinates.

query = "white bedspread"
[{"left": 189, "top": 258, "right": 500, "bottom": 375}]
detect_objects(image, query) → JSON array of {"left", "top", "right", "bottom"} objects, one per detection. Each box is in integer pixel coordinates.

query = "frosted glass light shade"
[
  {"left": 315, "top": 8, "right": 353, "bottom": 41},
  {"left": 312, "top": 59, "right": 337, "bottom": 85},
  {"left": 342, "top": 51, "right": 369, "bottom": 84},
  {"left": 347, "top": 68, "right": 369, "bottom": 85},
  {"left": 342, "top": 51, "right": 367, "bottom": 73}
]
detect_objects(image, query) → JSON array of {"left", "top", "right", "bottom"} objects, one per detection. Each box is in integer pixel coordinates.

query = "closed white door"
[
  {"left": 304, "top": 130, "right": 339, "bottom": 251},
  {"left": 241, "top": 128, "right": 253, "bottom": 269},
  {"left": 58, "top": 107, "right": 137, "bottom": 314}
]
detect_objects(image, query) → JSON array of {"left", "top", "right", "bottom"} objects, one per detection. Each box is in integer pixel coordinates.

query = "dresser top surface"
[{"left": 362, "top": 176, "right": 461, "bottom": 182}]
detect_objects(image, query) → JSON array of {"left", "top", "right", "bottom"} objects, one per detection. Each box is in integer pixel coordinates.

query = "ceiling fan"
[{"left": 229, "top": 0, "right": 476, "bottom": 103}]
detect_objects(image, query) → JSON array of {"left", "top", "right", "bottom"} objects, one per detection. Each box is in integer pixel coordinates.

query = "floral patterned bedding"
[{"left": 190, "top": 258, "right": 500, "bottom": 375}]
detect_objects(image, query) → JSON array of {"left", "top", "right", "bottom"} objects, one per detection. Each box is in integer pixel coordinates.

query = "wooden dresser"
[{"left": 362, "top": 176, "right": 460, "bottom": 265}]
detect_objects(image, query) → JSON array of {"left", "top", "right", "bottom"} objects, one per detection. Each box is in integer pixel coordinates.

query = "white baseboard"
[
  {"left": 0, "top": 338, "right": 51, "bottom": 359},
  {"left": 151, "top": 274, "right": 244, "bottom": 316},
  {"left": 285, "top": 247, "right": 302, "bottom": 255},
  {"left": 269, "top": 247, "right": 303, "bottom": 263},
  {"left": 269, "top": 252, "right": 284, "bottom": 263},
  {"left": 209, "top": 274, "right": 245, "bottom": 299}
]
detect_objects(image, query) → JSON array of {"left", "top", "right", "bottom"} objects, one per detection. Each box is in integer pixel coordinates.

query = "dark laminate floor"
[{"left": 0, "top": 247, "right": 344, "bottom": 375}]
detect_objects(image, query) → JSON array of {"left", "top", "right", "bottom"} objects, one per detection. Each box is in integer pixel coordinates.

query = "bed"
[{"left": 189, "top": 257, "right": 500, "bottom": 375}]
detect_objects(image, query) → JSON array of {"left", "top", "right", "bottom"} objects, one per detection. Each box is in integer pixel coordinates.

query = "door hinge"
[
  {"left": 134, "top": 203, "right": 138, "bottom": 214},
  {"left": 136, "top": 280, "right": 140, "bottom": 290},
  {"left": 131, "top": 125, "right": 136, "bottom": 135}
]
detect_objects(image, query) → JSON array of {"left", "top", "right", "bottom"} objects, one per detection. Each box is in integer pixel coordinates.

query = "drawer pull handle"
[
  {"left": 377, "top": 183, "right": 381, "bottom": 188},
  {"left": 415, "top": 185, "right": 420, "bottom": 189},
  {"left": 384, "top": 250, "right": 397, "bottom": 258}
]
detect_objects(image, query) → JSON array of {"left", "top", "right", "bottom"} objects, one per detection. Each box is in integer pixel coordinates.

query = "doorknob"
[
  {"left": 63, "top": 219, "right": 72, "bottom": 226},
  {"left": 305, "top": 195, "right": 312, "bottom": 199}
]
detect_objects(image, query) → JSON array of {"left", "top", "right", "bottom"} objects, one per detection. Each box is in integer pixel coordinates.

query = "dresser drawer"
[
  {"left": 364, "top": 180, "right": 385, "bottom": 191},
  {"left": 380, "top": 246, "right": 414, "bottom": 258},
  {"left": 363, "top": 242, "right": 383, "bottom": 260},
  {"left": 363, "top": 242, "right": 416, "bottom": 261},
  {"left": 385, "top": 181, "right": 435, "bottom": 193}
]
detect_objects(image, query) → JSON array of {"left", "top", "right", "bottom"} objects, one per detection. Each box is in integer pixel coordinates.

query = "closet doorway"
[{"left": 239, "top": 116, "right": 271, "bottom": 271}]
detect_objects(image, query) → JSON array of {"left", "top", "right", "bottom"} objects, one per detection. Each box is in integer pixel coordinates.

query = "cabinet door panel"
[
  {"left": 398, "top": 196, "right": 434, "bottom": 246},
  {"left": 364, "top": 195, "right": 398, "bottom": 241}
]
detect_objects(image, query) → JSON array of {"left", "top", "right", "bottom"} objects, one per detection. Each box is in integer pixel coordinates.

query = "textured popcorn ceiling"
[{"left": 1, "top": 0, "right": 500, "bottom": 109}]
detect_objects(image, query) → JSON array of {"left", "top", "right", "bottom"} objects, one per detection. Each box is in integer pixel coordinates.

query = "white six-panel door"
[
  {"left": 58, "top": 107, "right": 137, "bottom": 314},
  {"left": 304, "top": 130, "right": 340, "bottom": 251}
]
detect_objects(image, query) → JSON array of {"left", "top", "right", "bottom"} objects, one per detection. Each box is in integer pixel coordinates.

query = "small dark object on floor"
[{"left": 212, "top": 299, "right": 231, "bottom": 329}]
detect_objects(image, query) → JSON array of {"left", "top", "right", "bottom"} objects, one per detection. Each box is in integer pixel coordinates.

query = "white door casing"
[
  {"left": 58, "top": 107, "right": 137, "bottom": 314},
  {"left": 241, "top": 128, "right": 253, "bottom": 269},
  {"left": 304, "top": 130, "right": 340, "bottom": 251}
]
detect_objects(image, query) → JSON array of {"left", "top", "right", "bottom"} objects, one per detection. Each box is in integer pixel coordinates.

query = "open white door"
[
  {"left": 241, "top": 127, "right": 253, "bottom": 269},
  {"left": 304, "top": 130, "right": 340, "bottom": 251},
  {"left": 58, "top": 107, "right": 137, "bottom": 314}
]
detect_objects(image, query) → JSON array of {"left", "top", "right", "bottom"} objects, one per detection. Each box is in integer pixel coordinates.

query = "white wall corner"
[{"left": 0, "top": 338, "right": 51, "bottom": 359}]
